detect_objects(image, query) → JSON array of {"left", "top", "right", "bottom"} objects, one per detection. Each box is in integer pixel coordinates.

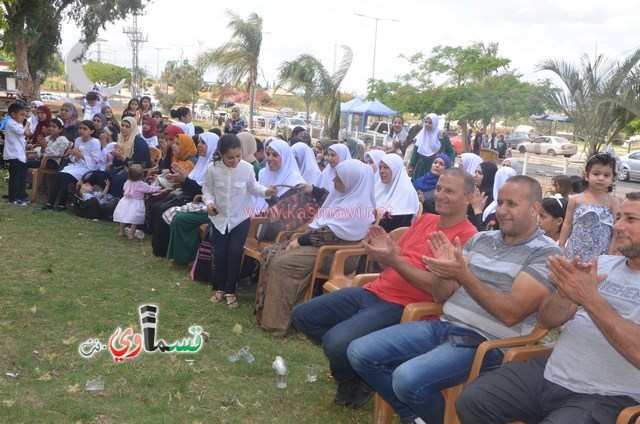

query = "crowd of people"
[{"left": 3, "top": 96, "right": 639, "bottom": 422}]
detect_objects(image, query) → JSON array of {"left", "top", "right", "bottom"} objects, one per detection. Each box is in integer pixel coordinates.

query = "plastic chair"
[{"left": 29, "top": 143, "right": 73, "bottom": 202}]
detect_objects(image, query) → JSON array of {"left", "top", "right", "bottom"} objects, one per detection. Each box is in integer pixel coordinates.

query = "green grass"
[{"left": 0, "top": 170, "right": 375, "bottom": 423}]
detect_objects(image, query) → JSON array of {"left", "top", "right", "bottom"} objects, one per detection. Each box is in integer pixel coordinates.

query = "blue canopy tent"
[
  {"left": 350, "top": 98, "right": 397, "bottom": 133},
  {"left": 531, "top": 114, "right": 572, "bottom": 137},
  {"left": 340, "top": 97, "right": 365, "bottom": 133}
]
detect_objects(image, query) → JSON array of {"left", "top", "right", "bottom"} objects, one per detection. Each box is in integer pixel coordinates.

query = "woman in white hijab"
[
  {"left": 291, "top": 142, "right": 321, "bottom": 185},
  {"left": 501, "top": 157, "right": 519, "bottom": 174},
  {"left": 375, "top": 154, "right": 420, "bottom": 232},
  {"left": 470, "top": 166, "right": 516, "bottom": 232},
  {"left": 256, "top": 159, "right": 376, "bottom": 337},
  {"left": 461, "top": 153, "right": 483, "bottom": 176},
  {"left": 164, "top": 132, "right": 220, "bottom": 265},
  {"left": 253, "top": 139, "right": 305, "bottom": 214},
  {"left": 364, "top": 149, "right": 386, "bottom": 182},
  {"left": 408, "top": 113, "right": 456, "bottom": 181},
  {"left": 315, "top": 143, "right": 350, "bottom": 190}
]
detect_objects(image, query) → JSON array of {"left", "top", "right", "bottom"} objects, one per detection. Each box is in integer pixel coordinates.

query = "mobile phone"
[{"left": 448, "top": 334, "right": 487, "bottom": 348}]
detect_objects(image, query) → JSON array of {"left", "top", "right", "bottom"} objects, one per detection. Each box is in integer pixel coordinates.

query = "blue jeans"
[
  {"left": 347, "top": 320, "right": 504, "bottom": 423},
  {"left": 291, "top": 287, "right": 405, "bottom": 382}
]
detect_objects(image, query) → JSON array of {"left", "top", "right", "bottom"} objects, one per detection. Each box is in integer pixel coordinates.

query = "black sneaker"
[
  {"left": 350, "top": 380, "right": 374, "bottom": 409},
  {"left": 38, "top": 204, "right": 53, "bottom": 211},
  {"left": 334, "top": 379, "right": 358, "bottom": 406}
]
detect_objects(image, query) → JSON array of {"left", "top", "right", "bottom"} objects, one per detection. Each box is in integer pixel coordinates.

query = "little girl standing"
[
  {"left": 202, "top": 134, "right": 276, "bottom": 308},
  {"left": 558, "top": 153, "right": 620, "bottom": 263},
  {"left": 113, "top": 164, "right": 165, "bottom": 239}
]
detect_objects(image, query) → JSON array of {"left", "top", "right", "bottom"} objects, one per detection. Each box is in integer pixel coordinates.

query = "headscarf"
[
  {"left": 315, "top": 143, "right": 350, "bottom": 191},
  {"left": 310, "top": 159, "right": 376, "bottom": 241},
  {"left": 237, "top": 131, "right": 257, "bottom": 163},
  {"left": 61, "top": 102, "right": 78, "bottom": 129},
  {"left": 415, "top": 113, "right": 441, "bottom": 157},
  {"left": 501, "top": 157, "right": 519, "bottom": 174},
  {"left": 33, "top": 105, "right": 52, "bottom": 141},
  {"left": 477, "top": 161, "right": 499, "bottom": 206},
  {"left": 376, "top": 154, "right": 420, "bottom": 216},
  {"left": 188, "top": 132, "right": 218, "bottom": 186},
  {"left": 174, "top": 134, "right": 198, "bottom": 172},
  {"left": 363, "top": 150, "right": 386, "bottom": 177},
  {"left": 461, "top": 153, "right": 483, "bottom": 175},
  {"left": 483, "top": 167, "right": 516, "bottom": 220},
  {"left": 164, "top": 124, "right": 184, "bottom": 140},
  {"left": 117, "top": 116, "right": 139, "bottom": 158},
  {"left": 254, "top": 139, "right": 305, "bottom": 211},
  {"left": 142, "top": 115, "right": 157, "bottom": 139},
  {"left": 29, "top": 100, "right": 44, "bottom": 129},
  {"left": 291, "top": 142, "right": 321, "bottom": 184},
  {"left": 92, "top": 113, "right": 107, "bottom": 136},
  {"left": 345, "top": 137, "right": 362, "bottom": 161},
  {"left": 412, "top": 153, "right": 452, "bottom": 192}
]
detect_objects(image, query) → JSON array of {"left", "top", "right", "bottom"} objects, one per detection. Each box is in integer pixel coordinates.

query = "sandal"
[
  {"left": 225, "top": 294, "right": 239, "bottom": 309},
  {"left": 210, "top": 290, "right": 225, "bottom": 303}
]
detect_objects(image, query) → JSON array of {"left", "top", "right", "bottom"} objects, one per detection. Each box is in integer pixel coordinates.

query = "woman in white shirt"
[
  {"left": 382, "top": 116, "right": 408, "bottom": 155},
  {"left": 202, "top": 134, "right": 276, "bottom": 308}
]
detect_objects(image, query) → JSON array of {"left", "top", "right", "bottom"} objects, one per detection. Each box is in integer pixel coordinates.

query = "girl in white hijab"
[
  {"left": 188, "top": 132, "right": 219, "bottom": 186},
  {"left": 291, "top": 142, "right": 321, "bottom": 185},
  {"left": 375, "top": 154, "right": 420, "bottom": 231},
  {"left": 364, "top": 149, "right": 386, "bottom": 182},
  {"left": 253, "top": 139, "right": 305, "bottom": 213},
  {"left": 315, "top": 143, "right": 350, "bottom": 191},
  {"left": 481, "top": 166, "right": 516, "bottom": 223}
]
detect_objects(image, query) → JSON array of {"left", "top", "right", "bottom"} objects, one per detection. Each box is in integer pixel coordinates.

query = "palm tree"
[
  {"left": 538, "top": 50, "right": 640, "bottom": 156},
  {"left": 317, "top": 46, "right": 353, "bottom": 139},
  {"left": 277, "top": 54, "right": 328, "bottom": 125},
  {"left": 199, "top": 11, "right": 263, "bottom": 131}
]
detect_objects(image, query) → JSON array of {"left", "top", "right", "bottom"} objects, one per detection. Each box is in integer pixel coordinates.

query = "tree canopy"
[{"left": 84, "top": 60, "right": 131, "bottom": 86}]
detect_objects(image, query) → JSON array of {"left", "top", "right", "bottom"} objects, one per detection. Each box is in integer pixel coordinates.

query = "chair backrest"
[{"left": 148, "top": 146, "right": 161, "bottom": 167}]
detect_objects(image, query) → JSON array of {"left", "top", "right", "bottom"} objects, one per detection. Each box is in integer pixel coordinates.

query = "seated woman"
[
  {"left": 413, "top": 153, "right": 452, "bottom": 215},
  {"left": 291, "top": 142, "right": 321, "bottom": 185},
  {"left": 364, "top": 150, "right": 386, "bottom": 182},
  {"left": 107, "top": 116, "right": 151, "bottom": 198},
  {"left": 91, "top": 113, "right": 107, "bottom": 139},
  {"left": 376, "top": 154, "right": 420, "bottom": 232},
  {"left": 26, "top": 118, "right": 70, "bottom": 171},
  {"left": 39, "top": 120, "right": 101, "bottom": 211},
  {"left": 315, "top": 143, "right": 350, "bottom": 191},
  {"left": 470, "top": 166, "right": 515, "bottom": 231},
  {"left": 171, "top": 134, "right": 198, "bottom": 173},
  {"left": 461, "top": 152, "right": 483, "bottom": 175},
  {"left": 157, "top": 124, "right": 184, "bottom": 171},
  {"left": 59, "top": 102, "right": 79, "bottom": 142},
  {"left": 538, "top": 196, "right": 568, "bottom": 243},
  {"left": 237, "top": 132, "right": 262, "bottom": 178},
  {"left": 467, "top": 160, "right": 498, "bottom": 225},
  {"left": 164, "top": 133, "right": 219, "bottom": 265},
  {"left": 345, "top": 137, "right": 364, "bottom": 161},
  {"left": 253, "top": 139, "right": 305, "bottom": 215},
  {"left": 141, "top": 116, "right": 159, "bottom": 148},
  {"left": 255, "top": 159, "right": 376, "bottom": 337},
  {"left": 501, "top": 157, "right": 519, "bottom": 173}
]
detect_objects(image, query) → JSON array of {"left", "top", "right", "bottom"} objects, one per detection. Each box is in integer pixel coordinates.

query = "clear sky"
[{"left": 60, "top": 0, "right": 638, "bottom": 96}]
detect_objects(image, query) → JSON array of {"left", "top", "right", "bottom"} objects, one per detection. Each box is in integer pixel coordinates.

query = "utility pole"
[
  {"left": 353, "top": 13, "right": 400, "bottom": 82},
  {"left": 123, "top": 14, "right": 148, "bottom": 96}
]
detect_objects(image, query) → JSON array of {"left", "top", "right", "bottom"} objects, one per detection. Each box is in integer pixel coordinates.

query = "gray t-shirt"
[
  {"left": 544, "top": 255, "right": 640, "bottom": 402},
  {"left": 442, "top": 229, "right": 560, "bottom": 340}
]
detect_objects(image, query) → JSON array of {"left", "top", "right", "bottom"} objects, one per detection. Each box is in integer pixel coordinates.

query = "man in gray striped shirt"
[{"left": 347, "top": 175, "right": 561, "bottom": 424}]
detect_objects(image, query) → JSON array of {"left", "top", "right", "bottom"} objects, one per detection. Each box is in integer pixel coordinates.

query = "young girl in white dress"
[{"left": 113, "top": 164, "right": 166, "bottom": 239}]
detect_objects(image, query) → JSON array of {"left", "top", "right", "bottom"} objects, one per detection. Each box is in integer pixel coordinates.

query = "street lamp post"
[{"left": 354, "top": 13, "right": 400, "bottom": 82}]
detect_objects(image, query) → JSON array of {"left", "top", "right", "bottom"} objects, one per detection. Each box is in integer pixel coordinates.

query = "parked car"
[
  {"left": 309, "top": 120, "right": 324, "bottom": 139},
  {"left": 505, "top": 132, "right": 533, "bottom": 148},
  {"left": 40, "top": 93, "right": 60, "bottom": 101},
  {"left": 516, "top": 136, "right": 577, "bottom": 157},
  {"left": 242, "top": 110, "right": 266, "bottom": 128},
  {"left": 280, "top": 107, "right": 294, "bottom": 117},
  {"left": 359, "top": 121, "right": 410, "bottom": 147},
  {"left": 194, "top": 104, "right": 212, "bottom": 121},
  {"left": 276, "top": 117, "right": 307, "bottom": 139},
  {"left": 220, "top": 99, "right": 235, "bottom": 108},
  {"left": 446, "top": 131, "right": 463, "bottom": 155},
  {"left": 619, "top": 150, "right": 640, "bottom": 182}
]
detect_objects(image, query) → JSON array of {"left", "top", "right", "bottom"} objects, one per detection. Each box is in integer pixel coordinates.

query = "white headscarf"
[
  {"left": 415, "top": 113, "right": 441, "bottom": 157},
  {"left": 188, "top": 132, "right": 219, "bottom": 186},
  {"left": 310, "top": 159, "right": 376, "bottom": 241},
  {"left": 375, "top": 154, "right": 420, "bottom": 216},
  {"left": 364, "top": 150, "right": 387, "bottom": 181},
  {"left": 461, "top": 153, "right": 483, "bottom": 175},
  {"left": 315, "top": 143, "right": 350, "bottom": 190},
  {"left": 253, "top": 139, "right": 305, "bottom": 211},
  {"left": 501, "top": 157, "right": 519, "bottom": 173},
  {"left": 291, "top": 142, "right": 321, "bottom": 184},
  {"left": 483, "top": 167, "right": 516, "bottom": 220},
  {"left": 30, "top": 101, "right": 44, "bottom": 129}
]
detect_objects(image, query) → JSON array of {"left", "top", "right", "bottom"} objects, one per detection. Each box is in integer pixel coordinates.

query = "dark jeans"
[
  {"left": 291, "top": 287, "right": 404, "bottom": 382},
  {"left": 26, "top": 158, "right": 60, "bottom": 170},
  {"left": 47, "top": 171, "right": 78, "bottom": 207},
  {"left": 7, "top": 159, "right": 28, "bottom": 201},
  {"left": 211, "top": 218, "right": 250, "bottom": 294},
  {"left": 456, "top": 357, "right": 638, "bottom": 424},
  {"left": 347, "top": 320, "right": 504, "bottom": 423}
]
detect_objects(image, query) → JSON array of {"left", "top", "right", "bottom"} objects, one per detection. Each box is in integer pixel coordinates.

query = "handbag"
[
  {"left": 190, "top": 224, "right": 215, "bottom": 283},
  {"left": 257, "top": 186, "right": 319, "bottom": 243}
]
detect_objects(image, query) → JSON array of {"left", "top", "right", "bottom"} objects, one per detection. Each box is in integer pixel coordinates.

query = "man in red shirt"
[{"left": 291, "top": 167, "right": 477, "bottom": 409}]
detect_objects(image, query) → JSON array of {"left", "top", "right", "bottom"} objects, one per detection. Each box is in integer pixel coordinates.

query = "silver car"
[
  {"left": 619, "top": 150, "right": 640, "bottom": 182},
  {"left": 517, "top": 136, "right": 577, "bottom": 157}
]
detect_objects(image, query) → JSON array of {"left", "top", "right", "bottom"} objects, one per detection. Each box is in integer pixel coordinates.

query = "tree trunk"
[
  {"left": 460, "top": 120, "right": 469, "bottom": 152},
  {"left": 15, "top": 34, "right": 34, "bottom": 100}
]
